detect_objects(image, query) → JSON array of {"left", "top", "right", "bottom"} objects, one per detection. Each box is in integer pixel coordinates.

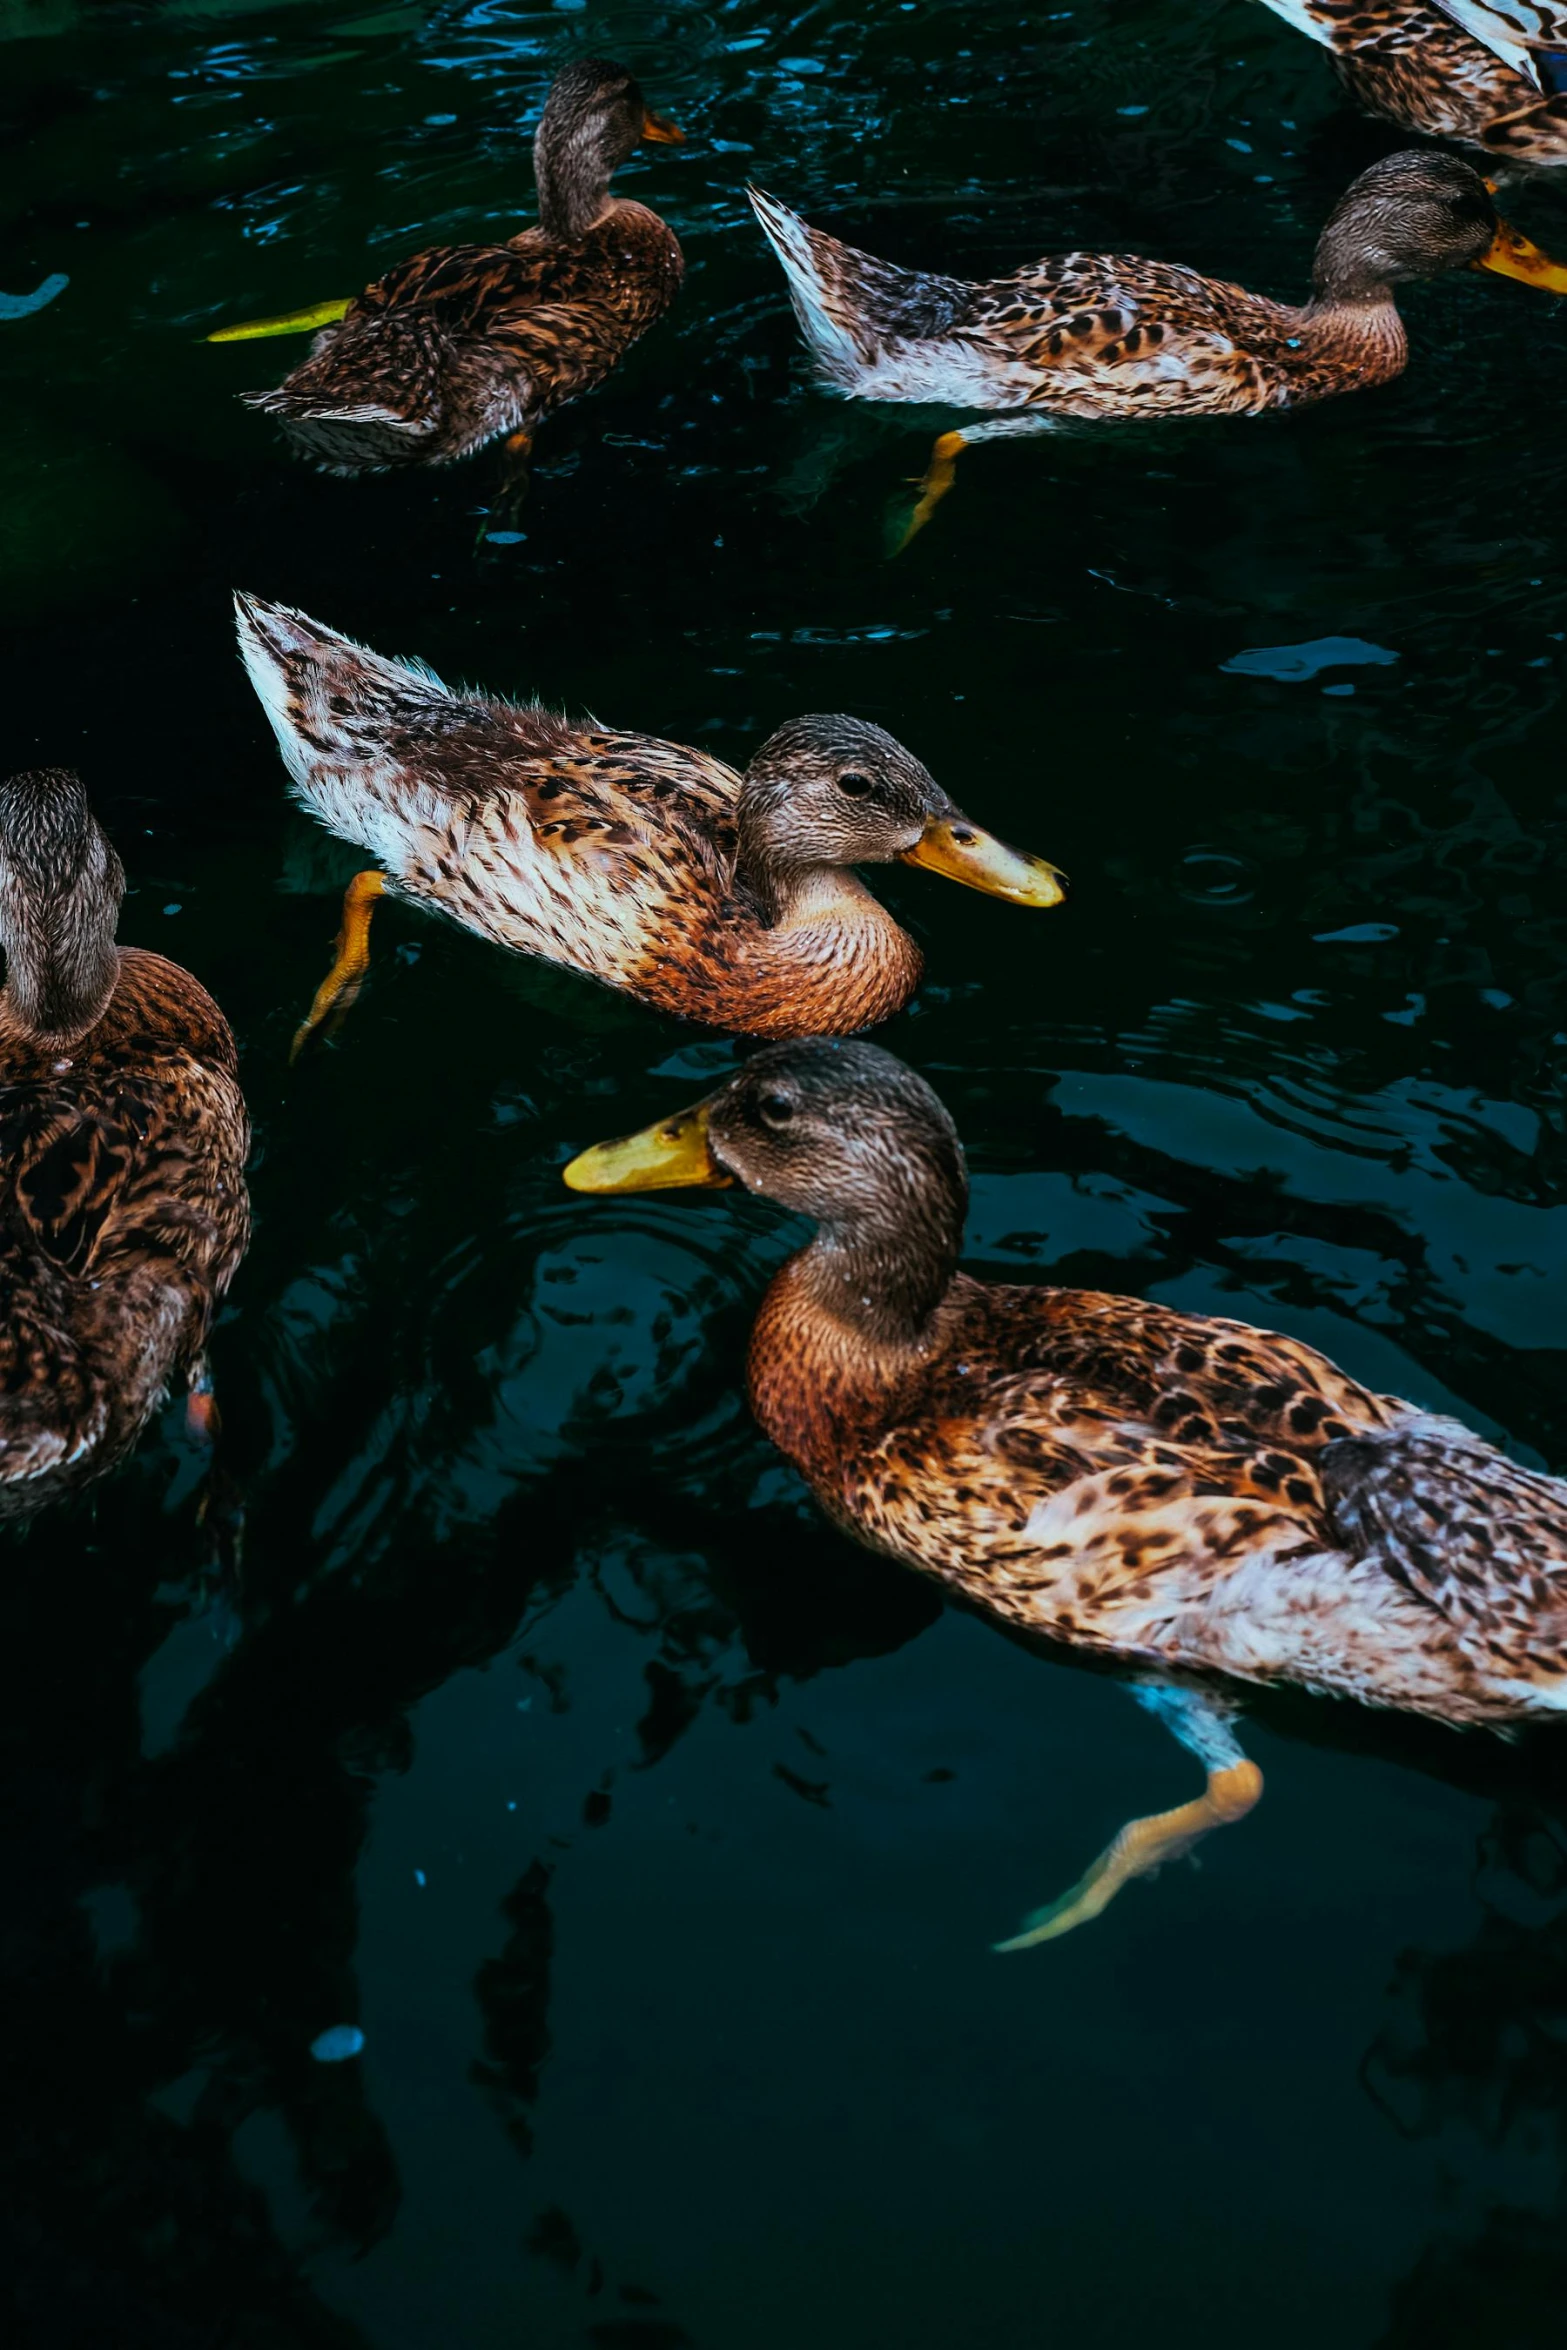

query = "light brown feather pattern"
[{"left": 0, "top": 950, "right": 250, "bottom": 1514}]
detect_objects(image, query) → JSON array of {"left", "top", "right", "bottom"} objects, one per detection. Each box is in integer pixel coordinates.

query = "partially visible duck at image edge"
[
  {"left": 568, "top": 1039, "right": 1567, "bottom": 1948},
  {"left": 0, "top": 770, "right": 250, "bottom": 1519}
]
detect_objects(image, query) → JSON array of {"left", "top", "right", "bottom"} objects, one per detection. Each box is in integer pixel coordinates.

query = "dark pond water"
[{"left": 7, "top": 1, "right": 1567, "bottom": 2343}]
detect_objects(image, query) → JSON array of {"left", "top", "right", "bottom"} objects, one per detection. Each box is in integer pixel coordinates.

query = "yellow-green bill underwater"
[{"left": 206, "top": 297, "right": 353, "bottom": 344}]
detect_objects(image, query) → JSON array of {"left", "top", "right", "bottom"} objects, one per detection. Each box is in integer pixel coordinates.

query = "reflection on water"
[{"left": 5, "top": 0, "right": 1567, "bottom": 2344}]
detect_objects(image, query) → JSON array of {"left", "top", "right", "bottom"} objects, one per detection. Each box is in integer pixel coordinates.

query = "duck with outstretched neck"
[
  {"left": 750, "top": 149, "right": 1567, "bottom": 538},
  {"left": 234, "top": 593, "right": 1063, "bottom": 1058},
  {"left": 566, "top": 1039, "right": 1567, "bottom": 1946},
  {"left": 0, "top": 771, "right": 249, "bottom": 1518},
  {"left": 217, "top": 56, "right": 686, "bottom": 487}
]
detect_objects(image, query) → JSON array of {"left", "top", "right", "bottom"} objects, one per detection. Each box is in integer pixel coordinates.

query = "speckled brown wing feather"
[
  {"left": 774, "top": 1279, "right": 1567, "bottom": 1720},
  {"left": 1260, "top": 1, "right": 1567, "bottom": 158},
  {"left": 1321, "top": 1417, "right": 1567, "bottom": 1683},
  {"left": 0, "top": 950, "right": 250, "bottom": 1513},
  {"left": 957, "top": 256, "right": 1330, "bottom": 414}
]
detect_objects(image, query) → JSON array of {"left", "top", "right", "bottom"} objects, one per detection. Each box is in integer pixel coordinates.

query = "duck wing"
[
  {"left": 0, "top": 1052, "right": 243, "bottom": 1502},
  {"left": 1435, "top": 1, "right": 1567, "bottom": 83},
  {"left": 243, "top": 242, "right": 551, "bottom": 468},
  {"left": 837, "top": 1288, "right": 1567, "bottom": 1717},
  {"left": 1257, "top": 1, "right": 1567, "bottom": 93},
  {"left": 1319, "top": 1415, "right": 1567, "bottom": 1688}
]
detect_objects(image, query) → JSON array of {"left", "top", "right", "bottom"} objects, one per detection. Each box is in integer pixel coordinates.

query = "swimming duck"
[
  {"left": 235, "top": 596, "right": 1063, "bottom": 1057},
  {"left": 217, "top": 57, "right": 685, "bottom": 486},
  {"left": 1254, "top": 3, "right": 1567, "bottom": 166},
  {"left": 565, "top": 1040, "right": 1567, "bottom": 1945},
  {"left": 0, "top": 770, "right": 250, "bottom": 1518},
  {"left": 750, "top": 150, "right": 1567, "bottom": 538}
]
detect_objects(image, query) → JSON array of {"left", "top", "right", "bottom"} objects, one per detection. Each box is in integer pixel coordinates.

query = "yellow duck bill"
[
  {"left": 563, "top": 1101, "right": 731, "bottom": 1194},
  {"left": 1476, "top": 220, "right": 1567, "bottom": 293},
  {"left": 641, "top": 108, "right": 684, "bottom": 144},
  {"left": 900, "top": 818, "right": 1066, "bottom": 907},
  {"left": 206, "top": 296, "right": 354, "bottom": 344}
]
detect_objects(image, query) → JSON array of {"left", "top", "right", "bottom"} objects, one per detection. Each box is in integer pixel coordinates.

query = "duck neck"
[
  {"left": 534, "top": 124, "right": 613, "bottom": 241},
  {"left": 748, "top": 1195, "right": 964, "bottom": 1489},
  {"left": 1292, "top": 285, "right": 1408, "bottom": 380},
  {"left": 0, "top": 892, "right": 119, "bottom": 1049},
  {"left": 796, "top": 1182, "right": 965, "bottom": 1357}
]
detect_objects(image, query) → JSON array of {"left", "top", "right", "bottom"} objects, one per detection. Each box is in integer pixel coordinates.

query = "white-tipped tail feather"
[
  {"left": 747, "top": 185, "right": 1029, "bottom": 408},
  {"left": 234, "top": 592, "right": 467, "bottom": 870}
]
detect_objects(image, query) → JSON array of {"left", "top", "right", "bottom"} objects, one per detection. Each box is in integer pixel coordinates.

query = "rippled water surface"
[{"left": 7, "top": 2, "right": 1567, "bottom": 2343}]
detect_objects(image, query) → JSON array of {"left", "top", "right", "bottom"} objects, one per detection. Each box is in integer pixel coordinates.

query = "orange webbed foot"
[{"left": 290, "top": 869, "right": 386, "bottom": 1063}]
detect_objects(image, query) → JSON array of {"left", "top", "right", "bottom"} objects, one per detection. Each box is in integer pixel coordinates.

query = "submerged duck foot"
[
  {"left": 888, "top": 429, "right": 968, "bottom": 554},
  {"left": 290, "top": 868, "right": 386, "bottom": 1063},
  {"left": 994, "top": 1754, "right": 1264, "bottom": 1950}
]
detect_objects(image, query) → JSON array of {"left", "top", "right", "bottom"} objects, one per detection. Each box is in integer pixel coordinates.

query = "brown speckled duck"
[
  {"left": 1256, "top": 3, "right": 1567, "bottom": 167},
  {"left": 223, "top": 57, "right": 685, "bottom": 483},
  {"left": 566, "top": 1040, "right": 1567, "bottom": 1946},
  {"left": 750, "top": 151, "right": 1567, "bottom": 535},
  {"left": 234, "top": 595, "right": 1063, "bottom": 1057},
  {"left": 0, "top": 771, "right": 250, "bottom": 1518}
]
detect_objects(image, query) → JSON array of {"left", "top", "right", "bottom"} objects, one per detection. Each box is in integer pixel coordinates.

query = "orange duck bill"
[
  {"left": 641, "top": 107, "right": 684, "bottom": 144},
  {"left": 563, "top": 1101, "right": 730, "bottom": 1194},
  {"left": 1475, "top": 218, "right": 1567, "bottom": 292}
]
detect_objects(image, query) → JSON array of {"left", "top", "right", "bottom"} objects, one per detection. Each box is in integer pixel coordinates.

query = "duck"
[
  {"left": 233, "top": 593, "right": 1064, "bottom": 1058},
  {"left": 564, "top": 1038, "right": 1567, "bottom": 1946},
  {"left": 0, "top": 770, "right": 250, "bottom": 1519},
  {"left": 749, "top": 150, "right": 1567, "bottom": 538},
  {"left": 1253, "top": 3, "right": 1567, "bottom": 167},
  {"left": 215, "top": 57, "right": 686, "bottom": 488}
]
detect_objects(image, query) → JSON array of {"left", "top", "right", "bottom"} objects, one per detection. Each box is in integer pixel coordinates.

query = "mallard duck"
[
  {"left": 234, "top": 594, "right": 1064, "bottom": 1057},
  {"left": 750, "top": 151, "right": 1567, "bottom": 537},
  {"left": 0, "top": 770, "right": 250, "bottom": 1518},
  {"left": 1255, "top": 3, "right": 1567, "bottom": 166},
  {"left": 217, "top": 57, "right": 685, "bottom": 485},
  {"left": 565, "top": 1040, "right": 1567, "bottom": 1945}
]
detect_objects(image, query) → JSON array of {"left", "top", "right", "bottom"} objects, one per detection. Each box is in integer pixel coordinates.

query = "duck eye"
[
  {"left": 837, "top": 772, "right": 874, "bottom": 799},
  {"left": 758, "top": 1092, "right": 795, "bottom": 1127}
]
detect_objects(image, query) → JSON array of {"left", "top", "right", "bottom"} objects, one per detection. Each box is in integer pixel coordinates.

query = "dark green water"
[{"left": 6, "top": 2, "right": 1567, "bottom": 2343}]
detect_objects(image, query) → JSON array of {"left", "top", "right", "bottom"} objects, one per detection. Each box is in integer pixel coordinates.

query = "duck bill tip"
[
  {"left": 1476, "top": 221, "right": 1567, "bottom": 293},
  {"left": 900, "top": 819, "right": 1067, "bottom": 909},
  {"left": 563, "top": 1102, "right": 729, "bottom": 1194}
]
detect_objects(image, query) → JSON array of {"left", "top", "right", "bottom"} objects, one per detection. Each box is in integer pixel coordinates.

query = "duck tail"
[
  {"left": 240, "top": 309, "right": 448, "bottom": 474},
  {"left": 234, "top": 592, "right": 467, "bottom": 849},
  {"left": 747, "top": 185, "right": 967, "bottom": 392},
  {"left": 1321, "top": 1413, "right": 1567, "bottom": 1705}
]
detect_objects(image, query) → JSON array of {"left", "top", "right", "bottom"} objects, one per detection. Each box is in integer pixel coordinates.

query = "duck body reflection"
[
  {"left": 569, "top": 1040, "right": 1567, "bottom": 1944},
  {"left": 235, "top": 593, "right": 1062, "bottom": 1054},
  {"left": 0, "top": 771, "right": 249, "bottom": 1517}
]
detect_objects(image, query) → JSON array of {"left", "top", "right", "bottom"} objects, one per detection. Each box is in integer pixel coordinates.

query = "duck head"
[
  {"left": 565, "top": 1039, "right": 968, "bottom": 1345},
  {"left": 736, "top": 714, "right": 1065, "bottom": 925},
  {"left": 533, "top": 55, "right": 683, "bottom": 241},
  {"left": 0, "top": 769, "right": 124, "bottom": 1048},
  {"left": 1311, "top": 150, "right": 1567, "bottom": 301}
]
